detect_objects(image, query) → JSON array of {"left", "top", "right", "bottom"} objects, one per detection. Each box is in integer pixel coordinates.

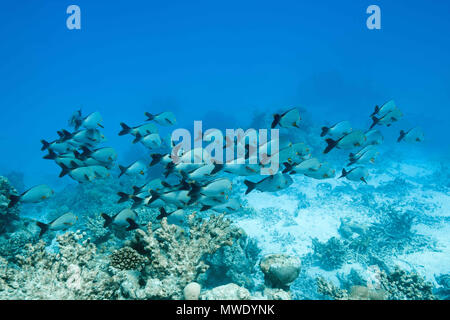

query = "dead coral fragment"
[{"left": 110, "top": 247, "right": 146, "bottom": 270}]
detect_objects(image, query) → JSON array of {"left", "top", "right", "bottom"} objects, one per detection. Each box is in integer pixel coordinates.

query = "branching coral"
[
  {"left": 378, "top": 266, "right": 435, "bottom": 300},
  {"left": 311, "top": 237, "right": 348, "bottom": 271},
  {"left": 122, "top": 213, "right": 242, "bottom": 299}
]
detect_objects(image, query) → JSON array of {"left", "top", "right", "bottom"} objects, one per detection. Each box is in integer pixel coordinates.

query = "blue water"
[{"left": 0, "top": 1, "right": 449, "bottom": 300}]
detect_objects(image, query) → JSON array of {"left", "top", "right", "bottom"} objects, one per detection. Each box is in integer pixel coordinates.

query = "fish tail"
[
  {"left": 200, "top": 205, "right": 212, "bottom": 212},
  {"left": 125, "top": 218, "right": 139, "bottom": 231},
  {"left": 117, "top": 192, "right": 130, "bottom": 203},
  {"left": 58, "top": 163, "right": 70, "bottom": 178},
  {"left": 339, "top": 168, "right": 348, "bottom": 179},
  {"left": 397, "top": 130, "right": 406, "bottom": 142},
  {"left": 36, "top": 221, "right": 49, "bottom": 237},
  {"left": 156, "top": 207, "right": 168, "bottom": 220},
  {"left": 7, "top": 194, "right": 21, "bottom": 208},
  {"left": 150, "top": 153, "right": 163, "bottom": 166},
  {"left": 148, "top": 190, "right": 160, "bottom": 204},
  {"left": 145, "top": 112, "right": 155, "bottom": 121},
  {"left": 271, "top": 114, "right": 281, "bottom": 129},
  {"left": 132, "top": 132, "right": 143, "bottom": 144},
  {"left": 243, "top": 180, "right": 257, "bottom": 195},
  {"left": 118, "top": 122, "right": 131, "bottom": 136},
  {"left": 132, "top": 186, "right": 142, "bottom": 195},
  {"left": 320, "top": 126, "right": 329, "bottom": 137},
  {"left": 130, "top": 196, "right": 144, "bottom": 209},
  {"left": 163, "top": 162, "right": 175, "bottom": 178},
  {"left": 210, "top": 163, "right": 223, "bottom": 175},
  {"left": 282, "top": 162, "right": 293, "bottom": 174},
  {"left": 40, "top": 140, "right": 50, "bottom": 151},
  {"left": 323, "top": 138, "right": 338, "bottom": 154},
  {"left": 118, "top": 165, "right": 127, "bottom": 177},
  {"left": 43, "top": 150, "right": 57, "bottom": 160},
  {"left": 101, "top": 213, "right": 113, "bottom": 228},
  {"left": 370, "top": 116, "right": 379, "bottom": 130},
  {"left": 187, "top": 184, "right": 201, "bottom": 197},
  {"left": 370, "top": 105, "right": 380, "bottom": 117}
]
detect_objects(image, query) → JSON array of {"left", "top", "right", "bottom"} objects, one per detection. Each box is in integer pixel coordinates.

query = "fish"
[
  {"left": 77, "top": 146, "right": 117, "bottom": 164},
  {"left": 150, "top": 153, "right": 173, "bottom": 166},
  {"left": 223, "top": 161, "right": 260, "bottom": 176},
  {"left": 156, "top": 207, "right": 183, "bottom": 220},
  {"left": 370, "top": 100, "right": 397, "bottom": 118},
  {"left": 43, "top": 150, "right": 85, "bottom": 169},
  {"left": 118, "top": 160, "right": 147, "bottom": 178},
  {"left": 323, "top": 130, "right": 367, "bottom": 154},
  {"left": 36, "top": 212, "right": 78, "bottom": 237},
  {"left": 271, "top": 108, "right": 301, "bottom": 129},
  {"left": 157, "top": 208, "right": 187, "bottom": 225},
  {"left": 188, "top": 178, "right": 233, "bottom": 198},
  {"left": 243, "top": 173, "right": 293, "bottom": 195},
  {"left": 397, "top": 127, "right": 424, "bottom": 143},
  {"left": 339, "top": 167, "right": 369, "bottom": 184},
  {"left": 79, "top": 111, "right": 104, "bottom": 129},
  {"left": 320, "top": 121, "right": 352, "bottom": 139},
  {"left": 145, "top": 111, "right": 177, "bottom": 126},
  {"left": 68, "top": 109, "right": 83, "bottom": 129},
  {"left": 119, "top": 122, "right": 158, "bottom": 137},
  {"left": 348, "top": 146, "right": 379, "bottom": 166},
  {"left": 282, "top": 158, "right": 321, "bottom": 174},
  {"left": 40, "top": 139, "right": 74, "bottom": 154},
  {"left": 58, "top": 163, "right": 100, "bottom": 182},
  {"left": 101, "top": 209, "right": 139, "bottom": 231},
  {"left": 69, "top": 128, "right": 105, "bottom": 145},
  {"left": 180, "top": 163, "right": 219, "bottom": 183},
  {"left": 363, "top": 129, "right": 384, "bottom": 146},
  {"left": 8, "top": 184, "right": 54, "bottom": 208},
  {"left": 148, "top": 189, "right": 191, "bottom": 207},
  {"left": 200, "top": 197, "right": 242, "bottom": 213},
  {"left": 134, "top": 178, "right": 172, "bottom": 195},
  {"left": 133, "top": 133, "right": 162, "bottom": 149},
  {"left": 370, "top": 107, "right": 403, "bottom": 129},
  {"left": 303, "top": 162, "right": 335, "bottom": 179}
]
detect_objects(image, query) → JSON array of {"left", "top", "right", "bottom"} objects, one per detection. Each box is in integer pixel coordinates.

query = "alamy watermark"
[
  {"left": 66, "top": 5, "right": 81, "bottom": 30},
  {"left": 366, "top": 5, "right": 381, "bottom": 30}
]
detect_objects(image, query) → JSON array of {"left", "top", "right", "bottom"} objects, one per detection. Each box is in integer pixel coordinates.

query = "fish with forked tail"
[
  {"left": 339, "top": 167, "right": 369, "bottom": 184},
  {"left": 320, "top": 121, "right": 352, "bottom": 139},
  {"left": 145, "top": 111, "right": 177, "bottom": 126},
  {"left": 323, "top": 130, "right": 367, "bottom": 154},
  {"left": 397, "top": 127, "right": 424, "bottom": 143},
  {"left": 36, "top": 212, "right": 78, "bottom": 237},
  {"left": 8, "top": 185, "right": 54, "bottom": 208},
  {"left": 271, "top": 108, "right": 301, "bottom": 129},
  {"left": 101, "top": 209, "right": 139, "bottom": 231}
]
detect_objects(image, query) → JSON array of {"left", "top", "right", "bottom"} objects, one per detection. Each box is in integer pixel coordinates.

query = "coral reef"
[
  {"left": 311, "top": 237, "right": 348, "bottom": 271},
  {"left": 317, "top": 266, "right": 435, "bottom": 300},
  {"left": 378, "top": 266, "right": 435, "bottom": 300},
  {"left": 0, "top": 231, "right": 122, "bottom": 299},
  {"left": 120, "top": 213, "right": 242, "bottom": 299}
]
